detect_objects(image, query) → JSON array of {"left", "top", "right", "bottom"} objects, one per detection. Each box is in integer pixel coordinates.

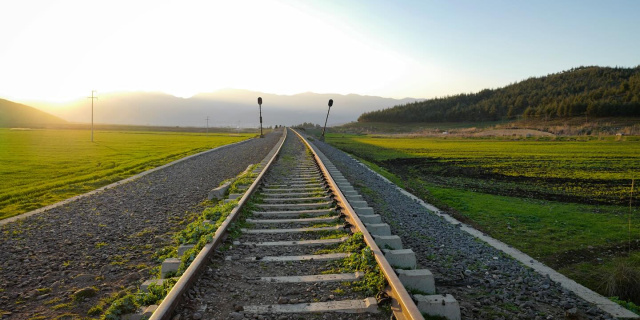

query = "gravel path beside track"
[
  {"left": 0, "top": 131, "right": 281, "bottom": 319},
  {"left": 311, "top": 138, "right": 614, "bottom": 320}
]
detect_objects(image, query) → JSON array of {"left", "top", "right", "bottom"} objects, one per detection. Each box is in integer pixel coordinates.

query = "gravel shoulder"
[
  {"left": 0, "top": 131, "right": 281, "bottom": 319},
  {"left": 312, "top": 139, "right": 615, "bottom": 320}
]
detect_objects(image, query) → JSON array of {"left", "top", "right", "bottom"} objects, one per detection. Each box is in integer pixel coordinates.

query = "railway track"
[{"left": 140, "top": 128, "right": 460, "bottom": 320}]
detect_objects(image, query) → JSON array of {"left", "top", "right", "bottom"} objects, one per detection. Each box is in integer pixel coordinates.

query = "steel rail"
[
  {"left": 291, "top": 128, "right": 424, "bottom": 320},
  {"left": 150, "top": 129, "right": 288, "bottom": 320}
]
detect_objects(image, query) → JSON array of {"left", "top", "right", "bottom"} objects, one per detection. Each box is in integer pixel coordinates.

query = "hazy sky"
[{"left": 1, "top": 0, "right": 638, "bottom": 102}]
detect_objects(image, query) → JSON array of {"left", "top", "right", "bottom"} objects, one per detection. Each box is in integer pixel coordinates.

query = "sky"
[{"left": 0, "top": 0, "right": 638, "bottom": 103}]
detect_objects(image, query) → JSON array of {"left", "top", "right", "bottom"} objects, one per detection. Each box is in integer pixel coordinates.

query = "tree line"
[{"left": 358, "top": 66, "right": 640, "bottom": 123}]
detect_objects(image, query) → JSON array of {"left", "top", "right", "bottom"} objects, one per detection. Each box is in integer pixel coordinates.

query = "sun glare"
[{"left": 0, "top": 0, "right": 424, "bottom": 103}]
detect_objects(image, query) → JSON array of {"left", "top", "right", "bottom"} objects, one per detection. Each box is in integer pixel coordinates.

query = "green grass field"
[
  {"left": 328, "top": 134, "right": 639, "bottom": 205},
  {"left": 325, "top": 132, "right": 640, "bottom": 304},
  {"left": 0, "top": 129, "right": 254, "bottom": 220}
]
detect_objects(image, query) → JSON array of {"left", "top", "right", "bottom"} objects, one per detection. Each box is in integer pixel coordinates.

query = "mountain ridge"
[{"left": 21, "top": 90, "right": 420, "bottom": 127}]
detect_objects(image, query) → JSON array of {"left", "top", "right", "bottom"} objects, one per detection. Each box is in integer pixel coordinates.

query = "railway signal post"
[
  {"left": 258, "top": 97, "right": 263, "bottom": 138},
  {"left": 321, "top": 98, "right": 333, "bottom": 141}
]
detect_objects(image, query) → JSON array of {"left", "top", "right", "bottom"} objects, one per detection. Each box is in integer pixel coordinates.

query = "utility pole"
[
  {"left": 87, "top": 90, "right": 98, "bottom": 142},
  {"left": 206, "top": 116, "right": 209, "bottom": 136},
  {"left": 257, "top": 97, "right": 263, "bottom": 138},
  {"left": 321, "top": 99, "right": 333, "bottom": 141}
]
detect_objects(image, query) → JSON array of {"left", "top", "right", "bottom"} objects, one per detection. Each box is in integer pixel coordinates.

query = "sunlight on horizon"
[{"left": 0, "top": 0, "right": 436, "bottom": 103}]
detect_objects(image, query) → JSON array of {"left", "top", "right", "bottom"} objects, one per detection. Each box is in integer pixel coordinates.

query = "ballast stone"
[
  {"left": 396, "top": 269, "right": 435, "bottom": 294},
  {"left": 383, "top": 249, "right": 417, "bottom": 269},
  {"left": 122, "top": 305, "right": 159, "bottom": 320},
  {"left": 414, "top": 294, "right": 461, "bottom": 320},
  {"left": 260, "top": 272, "right": 364, "bottom": 283},
  {"left": 350, "top": 200, "right": 368, "bottom": 208},
  {"left": 337, "top": 182, "right": 353, "bottom": 188},
  {"left": 354, "top": 207, "right": 374, "bottom": 215},
  {"left": 364, "top": 223, "right": 391, "bottom": 236},
  {"left": 208, "top": 181, "right": 232, "bottom": 200},
  {"left": 231, "top": 252, "right": 349, "bottom": 262},
  {"left": 343, "top": 190, "right": 359, "bottom": 196},
  {"left": 243, "top": 297, "right": 379, "bottom": 314},
  {"left": 141, "top": 279, "right": 164, "bottom": 292},
  {"left": 358, "top": 214, "right": 382, "bottom": 224},
  {"left": 373, "top": 235, "right": 403, "bottom": 249},
  {"left": 161, "top": 258, "right": 180, "bottom": 278},
  {"left": 177, "top": 244, "right": 195, "bottom": 257},
  {"left": 228, "top": 193, "right": 243, "bottom": 200}
]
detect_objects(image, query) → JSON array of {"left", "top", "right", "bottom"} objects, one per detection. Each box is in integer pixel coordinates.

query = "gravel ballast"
[
  {"left": 174, "top": 129, "right": 387, "bottom": 320},
  {"left": 311, "top": 139, "right": 615, "bottom": 320},
  {"left": 0, "top": 131, "right": 281, "bottom": 319}
]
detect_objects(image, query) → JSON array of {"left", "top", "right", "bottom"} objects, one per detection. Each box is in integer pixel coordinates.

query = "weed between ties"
[{"left": 322, "top": 233, "right": 388, "bottom": 296}]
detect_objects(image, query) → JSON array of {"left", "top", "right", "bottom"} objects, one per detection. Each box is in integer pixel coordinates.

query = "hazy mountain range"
[{"left": 22, "top": 89, "right": 420, "bottom": 127}]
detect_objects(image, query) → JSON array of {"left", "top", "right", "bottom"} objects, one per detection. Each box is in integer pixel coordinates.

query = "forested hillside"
[{"left": 358, "top": 66, "right": 640, "bottom": 123}]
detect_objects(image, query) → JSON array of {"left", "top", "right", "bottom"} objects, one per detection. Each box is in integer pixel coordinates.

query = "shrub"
[
  {"left": 610, "top": 297, "right": 640, "bottom": 315},
  {"left": 325, "top": 233, "right": 387, "bottom": 296},
  {"left": 137, "top": 278, "right": 177, "bottom": 306},
  {"left": 103, "top": 294, "right": 138, "bottom": 320},
  {"left": 72, "top": 286, "right": 98, "bottom": 302},
  {"left": 602, "top": 260, "right": 640, "bottom": 304},
  {"left": 87, "top": 305, "right": 103, "bottom": 316},
  {"left": 202, "top": 200, "right": 237, "bottom": 221},
  {"left": 173, "top": 218, "right": 216, "bottom": 245}
]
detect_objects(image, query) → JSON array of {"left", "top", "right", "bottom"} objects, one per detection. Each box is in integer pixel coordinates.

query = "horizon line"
[{"left": 5, "top": 88, "right": 424, "bottom": 105}]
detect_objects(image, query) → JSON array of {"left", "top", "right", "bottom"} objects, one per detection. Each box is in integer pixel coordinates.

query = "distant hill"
[
  {"left": 25, "top": 90, "right": 419, "bottom": 127},
  {"left": 358, "top": 66, "right": 640, "bottom": 123},
  {"left": 0, "top": 98, "right": 67, "bottom": 127}
]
